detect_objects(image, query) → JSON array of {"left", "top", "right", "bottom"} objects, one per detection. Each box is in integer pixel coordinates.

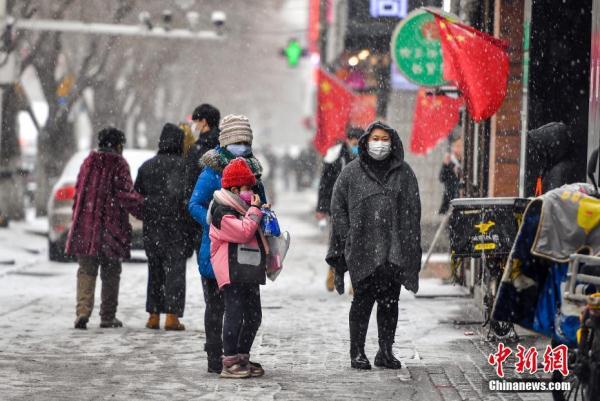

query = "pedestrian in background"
[
  {"left": 66, "top": 128, "right": 143, "bottom": 330},
  {"left": 184, "top": 104, "right": 222, "bottom": 259},
  {"left": 185, "top": 104, "right": 221, "bottom": 199},
  {"left": 208, "top": 158, "right": 269, "bottom": 379},
  {"left": 438, "top": 135, "right": 463, "bottom": 215},
  {"left": 188, "top": 114, "right": 267, "bottom": 374},
  {"left": 134, "top": 123, "right": 193, "bottom": 331},
  {"left": 316, "top": 126, "right": 363, "bottom": 291},
  {"left": 327, "top": 121, "right": 421, "bottom": 370}
]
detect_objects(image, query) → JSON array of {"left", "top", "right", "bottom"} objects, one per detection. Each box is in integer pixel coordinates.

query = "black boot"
[
  {"left": 74, "top": 315, "right": 88, "bottom": 330},
  {"left": 99, "top": 317, "right": 123, "bottom": 328},
  {"left": 374, "top": 342, "right": 402, "bottom": 369},
  {"left": 349, "top": 307, "right": 371, "bottom": 370},
  {"left": 205, "top": 343, "right": 223, "bottom": 374},
  {"left": 350, "top": 343, "right": 372, "bottom": 370}
]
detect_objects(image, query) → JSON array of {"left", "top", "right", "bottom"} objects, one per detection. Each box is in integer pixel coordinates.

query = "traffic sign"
[
  {"left": 284, "top": 39, "right": 303, "bottom": 67},
  {"left": 391, "top": 8, "right": 446, "bottom": 87}
]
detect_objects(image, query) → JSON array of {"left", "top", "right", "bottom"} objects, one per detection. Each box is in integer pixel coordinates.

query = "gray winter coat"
[{"left": 326, "top": 122, "right": 422, "bottom": 293}]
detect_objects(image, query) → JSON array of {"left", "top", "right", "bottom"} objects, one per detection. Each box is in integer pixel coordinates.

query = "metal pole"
[
  {"left": 13, "top": 18, "right": 223, "bottom": 40},
  {"left": 421, "top": 212, "right": 450, "bottom": 271},
  {"left": 0, "top": 0, "right": 6, "bottom": 161},
  {"left": 318, "top": 0, "right": 327, "bottom": 63},
  {"left": 519, "top": 0, "right": 532, "bottom": 197},
  {"left": 0, "top": 0, "right": 5, "bottom": 31}
]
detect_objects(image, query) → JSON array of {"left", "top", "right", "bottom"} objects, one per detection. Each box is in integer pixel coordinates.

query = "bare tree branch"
[
  {"left": 51, "top": 0, "right": 77, "bottom": 19},
  {"left": 17, "top": 0, "right": 76, "bottom": 73},
  {"left": 63, "top": 1, "right": 134, "bottom": 112}
]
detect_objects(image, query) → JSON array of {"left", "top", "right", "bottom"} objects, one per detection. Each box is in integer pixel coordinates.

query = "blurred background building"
[{"left": 1, "top": 0, "right": 599, "bottom": 254}]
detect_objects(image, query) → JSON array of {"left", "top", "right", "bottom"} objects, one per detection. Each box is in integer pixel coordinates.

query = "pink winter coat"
[{"left": 209, "top": 204, "right": 265, "bottom": 289}]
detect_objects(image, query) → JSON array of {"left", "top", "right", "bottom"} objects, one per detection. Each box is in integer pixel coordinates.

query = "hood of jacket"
[
  {"left": 358, "top": 121, "right": 404, "bottom": 164},
  {"left": 158, "top": 123, "right": 184, "bottom": 155}
]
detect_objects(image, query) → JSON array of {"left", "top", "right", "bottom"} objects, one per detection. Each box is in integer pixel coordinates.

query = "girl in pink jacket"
[{"left": 208, "top": 158, "right": 270, "bottom": 379}]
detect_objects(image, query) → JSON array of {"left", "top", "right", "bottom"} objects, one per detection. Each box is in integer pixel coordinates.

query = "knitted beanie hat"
[
  {"left": 219, "top": 114, "right": 253, "bottom": 147},
  {"left": 221, "top": 158, "right": 257, "bottom": 189}
]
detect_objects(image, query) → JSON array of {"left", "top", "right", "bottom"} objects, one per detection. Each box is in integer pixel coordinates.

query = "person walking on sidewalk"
[
  {"left": 134, "top": 123, "right": 193, "bottom": 331},
  {"left": 316, "top": 126, "right": 363, "bottom": 291},
  {"left": 66, "top": 128, "right": 143, "bottom": 330},
  {"left": 326, "top": 121, "right": 422, "bottom": 370},
  {"left": 188, "top": 114, "right": 267, "bottom": 374},
  {"left": 208, "top": 158, "right": 270, "bottom": 379}
]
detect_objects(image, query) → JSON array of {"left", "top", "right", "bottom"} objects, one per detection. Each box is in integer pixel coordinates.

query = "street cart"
[
  {"left": 491, "top": 183, "right": 600, "bottom": 401},
  {"left": 449, "top": 196, "right": 529, "bottom": 340}
]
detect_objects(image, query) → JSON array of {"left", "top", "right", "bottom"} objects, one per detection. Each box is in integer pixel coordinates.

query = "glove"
[{"left": 335, "top": 270, "right": 345, "bottom": 295}]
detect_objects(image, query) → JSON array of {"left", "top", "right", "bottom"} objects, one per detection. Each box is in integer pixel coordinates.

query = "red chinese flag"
[
  {"left": 349, "top": 94, "right": 377, "bottom": 128},
  {"left": 314, "top": 69, "right": 354, "bottom": 154},
  {"left": 410, "top": 88, "right": 463, "bottom": 155},
  {"left": 434, "top": 14, "right": 509, "bottom": 122}
]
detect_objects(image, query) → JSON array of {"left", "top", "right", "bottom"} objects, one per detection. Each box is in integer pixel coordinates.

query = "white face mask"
[
  {"left": 191, "top": 122, "right": 201, "bottom": 136},
  {"left": 367, "top": 141, "right": 391, "bottom": 160}
]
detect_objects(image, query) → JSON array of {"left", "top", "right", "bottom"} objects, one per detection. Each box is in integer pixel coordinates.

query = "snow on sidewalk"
[{"left": 0, "top": 190, "right": 551, "bottom": 401}]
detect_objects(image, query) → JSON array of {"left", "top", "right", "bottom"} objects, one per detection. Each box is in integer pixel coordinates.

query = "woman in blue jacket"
[{"left": 188, "top": 114, "right": 266, "bottom": 374}]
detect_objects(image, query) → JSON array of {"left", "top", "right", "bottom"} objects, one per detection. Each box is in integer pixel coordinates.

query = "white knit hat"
[{"left": 219, "top": 114, "right": 253, "bottom": 147}]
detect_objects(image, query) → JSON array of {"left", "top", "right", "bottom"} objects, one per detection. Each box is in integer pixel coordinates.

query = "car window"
[
  {"left": 61, "top": 151, "right": 89, "bottom": 182},
  {"left": 123, "top": 150, "right": 155, "bottom": 181}
]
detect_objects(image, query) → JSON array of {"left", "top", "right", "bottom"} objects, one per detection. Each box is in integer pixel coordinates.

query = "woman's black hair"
[
  {"left": 98, "top": 127, "right": 126, "bottom": 149},
  {"left": 192, "top": 104, "right": 221, "bottom": 129}
]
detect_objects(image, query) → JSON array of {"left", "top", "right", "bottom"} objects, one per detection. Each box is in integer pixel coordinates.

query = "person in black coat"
[
  {"left": 327, "top": 121, "right": 421, "bottom": 371},
  {"left": 527, "top": 122, "right": 580, "bottom": 194},
  {"left": 184, "top": 104, "right": 221, "bottom": 251},
  {"left": 316, "top": 126, "right": 363, "bottom": 291},
  {"left": 438, "top": 136, "right": 462, "bottom": 215},
  {"left": 135, "top": 123, "right": 192, "bottom": 331}
]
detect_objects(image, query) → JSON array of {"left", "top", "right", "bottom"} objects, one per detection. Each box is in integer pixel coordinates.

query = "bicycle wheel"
[
  {"left": 551, "top": 369, "right": 580, "bottom": 401},
  {"left": 586, "top": 328, "right": 600, "bottom": 400},
  {"left": 551, "top": 335, "right": 594, "bottom": 401}
]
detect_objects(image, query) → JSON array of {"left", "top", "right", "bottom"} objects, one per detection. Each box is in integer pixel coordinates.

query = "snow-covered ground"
[{"left": 0, "top": 190, "right": 552, "bottom": 400}]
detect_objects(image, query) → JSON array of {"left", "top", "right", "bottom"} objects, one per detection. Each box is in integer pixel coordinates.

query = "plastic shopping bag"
[{"left": 266, "top": 231, "right": 290, "bottom": 281}]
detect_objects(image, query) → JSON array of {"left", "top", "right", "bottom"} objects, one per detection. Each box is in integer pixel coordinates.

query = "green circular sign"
[{"left": 391, "top": 9, "right": 446, "bottom": 87}]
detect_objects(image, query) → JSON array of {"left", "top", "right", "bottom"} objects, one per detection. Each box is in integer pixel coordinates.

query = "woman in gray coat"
[{"left": 326, "top": 121, "right": 421, "bottom": 370}]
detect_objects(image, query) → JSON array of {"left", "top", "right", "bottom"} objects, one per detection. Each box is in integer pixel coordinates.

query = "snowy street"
[
  {"left": 0, "top": 191, "right": 552, "bottom": 401},
  {"left": 1, "top": 0, "right": 598, "bottom": 400}
]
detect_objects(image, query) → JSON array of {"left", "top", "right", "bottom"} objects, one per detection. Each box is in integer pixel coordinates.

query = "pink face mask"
[{"left": 239, "top": 190, "right": 253, "bottom": 205}]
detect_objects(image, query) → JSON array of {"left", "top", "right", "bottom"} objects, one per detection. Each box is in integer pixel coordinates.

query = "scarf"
[
  {"left": 217, "top": 147, "right": 263, "bottom": 177},
  {"left": 210, "top": 189, "right": 270, "bottom": 254}
]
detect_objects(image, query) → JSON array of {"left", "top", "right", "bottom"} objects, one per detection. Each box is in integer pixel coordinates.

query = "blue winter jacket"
[{"left": 188, "top": 147, "right": 267, "bottom": 279}]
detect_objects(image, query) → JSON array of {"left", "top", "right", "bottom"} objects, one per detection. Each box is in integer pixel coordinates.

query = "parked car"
[{"left": 47, "top": 149, "right": 155, "bottom": 262}]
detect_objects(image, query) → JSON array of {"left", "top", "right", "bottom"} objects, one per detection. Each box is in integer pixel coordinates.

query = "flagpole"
[{"left": 519, "top": 0, "right": 532, "bottom": 198}]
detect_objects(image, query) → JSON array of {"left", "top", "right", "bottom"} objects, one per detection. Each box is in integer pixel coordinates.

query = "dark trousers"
[
  {"left": 146, "top": 247, "right": 186, "bottom": 317},
  {"left": 349, "top": 267, "right": 401, "bottom": 348},
  {"left": 76, "top": 255, "right": 122, "bottom": 320},
  {"left": 223, "top": 283, "right": 262, "bottom": 356},
  {"left": 202, "top": 277, "right": 224, "bottom": 352}
]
